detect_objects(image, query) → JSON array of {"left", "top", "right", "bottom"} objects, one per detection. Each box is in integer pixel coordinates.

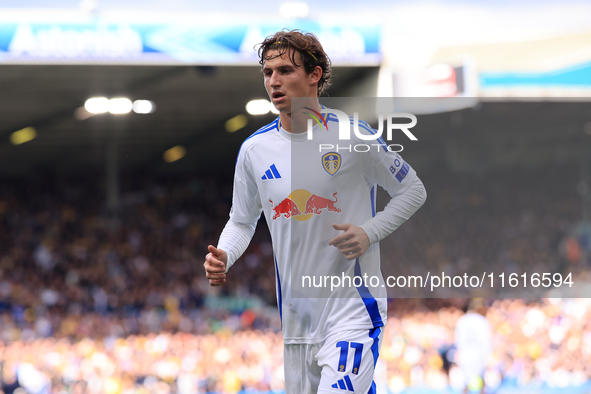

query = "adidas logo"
[
  {"left": 332, "top": 375, "right": 354, "bottom": 391},
  {"left": 261, "top": 164, "right": 282, "bottom": 180}
]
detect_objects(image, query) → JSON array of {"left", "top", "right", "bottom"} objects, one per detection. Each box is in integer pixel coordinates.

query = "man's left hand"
[{"left": 328, "top": 223, "right": 370, "bottom": 260}]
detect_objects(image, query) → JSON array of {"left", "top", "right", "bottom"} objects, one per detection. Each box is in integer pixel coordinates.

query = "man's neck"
[{"left": 280, "top": 101, "right": 322, "bottom": 133}]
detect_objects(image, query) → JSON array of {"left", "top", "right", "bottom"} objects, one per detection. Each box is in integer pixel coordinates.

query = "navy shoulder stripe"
[
  {"left": 236, "top": 118, "right": 279, "bottom": 164},
  {"left": 245, "top": 118, "right": 279, "bottom": 142}
]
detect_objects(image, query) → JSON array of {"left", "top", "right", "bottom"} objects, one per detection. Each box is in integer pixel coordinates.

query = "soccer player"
[
  {"left": 205, "top": 30, "right": 426, "bottom": 394},
  {"left": 454, "top": 299, "right": 492, "bottom": 394}
]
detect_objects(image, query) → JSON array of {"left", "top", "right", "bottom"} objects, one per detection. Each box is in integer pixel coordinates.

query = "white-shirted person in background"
[{"left": 455, "top": 299, "right": 492, "bottom": 394}]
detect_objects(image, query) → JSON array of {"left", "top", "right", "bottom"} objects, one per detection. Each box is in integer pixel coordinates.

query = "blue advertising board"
[{"left": 0, "top": 20, "right": 381, "bottom": 65}]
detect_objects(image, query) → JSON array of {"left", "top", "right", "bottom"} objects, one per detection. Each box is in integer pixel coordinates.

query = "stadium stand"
[{"left": 0, "top": 161, "right": 589, "bottom": 393}]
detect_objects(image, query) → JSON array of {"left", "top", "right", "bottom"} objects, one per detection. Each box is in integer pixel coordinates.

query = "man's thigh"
[
  {"left": 284, "top": 342, "right": 323, "bottom": 394},
  {"left": 316, "top": 328, "right": 383, "bottom": 394},
  {"left": 283, "top": 328, "right": 384, "bottom": 394}
]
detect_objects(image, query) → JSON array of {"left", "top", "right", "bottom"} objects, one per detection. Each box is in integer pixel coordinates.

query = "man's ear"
[{"left": 309, "top": 65, "right": 322, "bottom": 85}]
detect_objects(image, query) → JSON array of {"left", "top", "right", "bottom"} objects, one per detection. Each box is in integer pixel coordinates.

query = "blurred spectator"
[{"left": 454, "top": 299, "right": 491, "bottom": 393}]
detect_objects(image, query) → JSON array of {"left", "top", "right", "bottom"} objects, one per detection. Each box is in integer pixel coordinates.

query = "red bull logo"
[
  {"left": 270, "top": 189, "right": 341, "bottom": 221},
  {"left": 269, "top": 197, "right": 302, "bottom": 220},
  {"left": 304, "top": 192, "right": 341, "bottom": 214}
]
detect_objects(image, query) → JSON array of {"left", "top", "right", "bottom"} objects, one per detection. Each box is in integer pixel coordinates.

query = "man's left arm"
[
  {"left": 329, "top": 146, "right": 426, "bottom": 259},
  {"left": 360, "top": 142, "right": 426, "bottom": 245},
  {"left": 359, "top": 173, "right": 426, "bottom": 245}
]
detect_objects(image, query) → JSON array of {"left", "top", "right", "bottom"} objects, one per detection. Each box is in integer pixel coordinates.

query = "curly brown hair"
[{"left": 257, "top": 29, "right": 332, "bottom": 96}]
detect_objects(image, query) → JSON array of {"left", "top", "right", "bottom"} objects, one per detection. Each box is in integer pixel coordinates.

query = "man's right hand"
[{"left": 204, "top": 245, "right": 228, "bottom": 286}]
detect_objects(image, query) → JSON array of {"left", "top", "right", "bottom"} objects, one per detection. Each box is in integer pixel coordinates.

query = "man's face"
[{"left": 262, "top": 49, "right": 318, "bottom": 114}]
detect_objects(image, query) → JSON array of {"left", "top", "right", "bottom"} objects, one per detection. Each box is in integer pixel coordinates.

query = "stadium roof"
[
  {"left": 0, "top": 64, "right": 378, "bottom": 175},
  {"left": 0, "top": 61, "right": 586, "bottom": 178}
]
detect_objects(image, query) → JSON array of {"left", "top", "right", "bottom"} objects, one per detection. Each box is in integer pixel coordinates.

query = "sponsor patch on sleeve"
[{"left": 395, "top": 162, "right": 409, "bottom": 182}]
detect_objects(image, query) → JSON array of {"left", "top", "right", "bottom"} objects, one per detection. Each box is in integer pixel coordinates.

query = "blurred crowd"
[
  {"left": 0, "top": 162, "right": 588, "bottom": 393},
  {"left": 379, "top": 164, "right": 584, "bottom": 296},
  {"left": 2, "top": 299, "right": 591, "bottom": 393},
  {"left": 380, "top": 298, "right": 591, "bottom": 393}
]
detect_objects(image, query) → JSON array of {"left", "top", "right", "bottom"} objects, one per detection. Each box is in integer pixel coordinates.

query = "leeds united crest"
[{"left": 322, "top": 152, "right": 341, "bottom": 176}]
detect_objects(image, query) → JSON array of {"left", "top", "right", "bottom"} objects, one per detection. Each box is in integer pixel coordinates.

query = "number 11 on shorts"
[{"left": 336, "top": 341, "right": 364, "bottom": 374}]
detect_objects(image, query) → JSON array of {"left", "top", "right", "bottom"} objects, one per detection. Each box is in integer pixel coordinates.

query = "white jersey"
[
  {"left": 229, "top": 112, "right": 419, "bottom": 344},
  {"left": 454, "top": 312, "right": 492, "bottom": 375}
]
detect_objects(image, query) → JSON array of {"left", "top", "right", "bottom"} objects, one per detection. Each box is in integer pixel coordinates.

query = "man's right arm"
[
  {"left": 217, "top": 219, "right": 257, "bottom": 271},
  {"left": 204, "top": 142, "right": 262, "bottom": 286},
  {"left": 205, "top": 220, "right": 256, "bottom": 286}
]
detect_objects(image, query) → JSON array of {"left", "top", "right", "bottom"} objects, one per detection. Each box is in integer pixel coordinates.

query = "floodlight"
[
  {"left": 225, "top": 115, "right": 248, "bottom": 133},
  {"left": 133, "top": 100, "right": 155, "bottom": 114},
  {"left": 108, "top": 98, "right": 132, "bottom": 114},
  {"left": 246, "top": 99, "right": 272, "bottom": 115},
  {"left": 10, "top": 127, "right": 36, "bottom": 145},
  {"left": 163, "top": 146, "right": 186, "bottom": 163},
  {"left": 84, "top": 97, "right": 109, "bottom": 114}
]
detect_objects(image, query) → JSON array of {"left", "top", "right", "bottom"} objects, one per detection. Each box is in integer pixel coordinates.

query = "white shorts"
[{"left": 284, "top": 327, "right": 383, "bottom": 394}]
